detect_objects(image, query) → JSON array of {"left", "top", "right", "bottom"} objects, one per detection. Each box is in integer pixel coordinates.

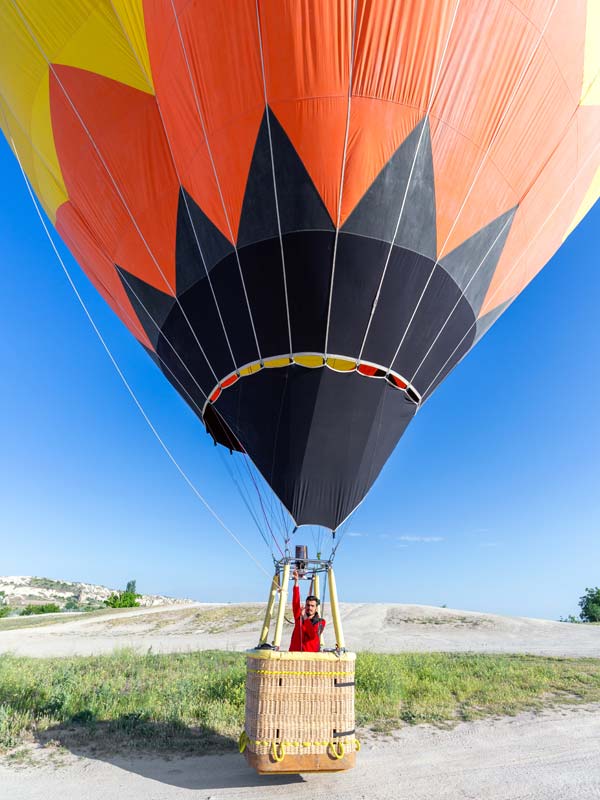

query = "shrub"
[
  {"left": 29, "top": 577, "right": 74, "bottom": 593},
  {"left": 20, "top": 604, "right": 61, "bottom": 616},
  {"left": 104, "top": 591, "right": 140, "bottom": 609},
  {"left": 0, "top": 606, "right": 11, "bottom": 619},
  {"left": 579, "top": 587, "right": 600, "bottom": 623}
]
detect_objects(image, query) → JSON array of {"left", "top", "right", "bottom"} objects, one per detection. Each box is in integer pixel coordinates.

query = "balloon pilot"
[
  {"left": 256, "top": 544, "right": 345, "bottom": 652},
  {"left": 289, "top": 567, "right": 326, "bottom": 652}
]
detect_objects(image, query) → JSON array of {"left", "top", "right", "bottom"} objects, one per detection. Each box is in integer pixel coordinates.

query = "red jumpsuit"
[{"left": 289, "top": 585, "right": 326, "bottom": 652}]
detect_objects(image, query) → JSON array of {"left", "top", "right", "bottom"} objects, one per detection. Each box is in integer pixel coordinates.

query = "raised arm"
[{"left": 292, "top": 568, "right": 302, "bottom": 620}]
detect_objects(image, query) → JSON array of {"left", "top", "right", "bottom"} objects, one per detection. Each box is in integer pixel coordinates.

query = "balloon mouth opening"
[
  {"left": 202, "top": 361, "right": 418, "bottom": 530},
  {"left": 202, "top": 353, "right": 421, "bottom": 420}
]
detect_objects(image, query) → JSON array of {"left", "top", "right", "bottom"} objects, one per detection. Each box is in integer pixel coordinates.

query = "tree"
[
  {"left": 104, "top": 591, "right": 140, "bottom": 608},
  {"left": 125, "top": 579, "right": 137, "bottom": 595},
  {"left": 0, "top": 590, "right": 11, "bottom": 618},
  {"left": 578, "top": 587, "right": 600, "bottom": 623}
]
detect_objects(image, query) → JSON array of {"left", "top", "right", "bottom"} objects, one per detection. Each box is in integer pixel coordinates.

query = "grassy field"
[{"left": 1, "top": 650, "right": 599, "bottom": 756}]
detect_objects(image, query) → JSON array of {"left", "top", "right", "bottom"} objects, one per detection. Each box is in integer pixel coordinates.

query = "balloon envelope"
[{"left": 1, "top": 0, "right": 598, "bottom": 529}]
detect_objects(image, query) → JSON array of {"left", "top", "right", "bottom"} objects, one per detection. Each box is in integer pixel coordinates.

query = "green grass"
[
  {"left": 0, "top": 651, "right": 599, "bottom": 756},
  {"left": 28, "top": 577, "right": 78, "bottom": 593},
  {"left": 355, "top": 652, "right": 600, "bottom": 730}
]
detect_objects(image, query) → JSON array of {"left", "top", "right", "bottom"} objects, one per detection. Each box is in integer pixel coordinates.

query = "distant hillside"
[{"left": 0, "top": 576, "right": 193, "bottom": 609}]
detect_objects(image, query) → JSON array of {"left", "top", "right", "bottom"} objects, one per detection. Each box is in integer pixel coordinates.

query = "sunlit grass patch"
[
  {"left": 0, "top": 650, "right": 245, "bottom": 755},
  {"left": 355, "top": 652, "right": 600, "bottom": 730},
  {"left": 0, "top": 650, "right": 599, "bottom": 756}
]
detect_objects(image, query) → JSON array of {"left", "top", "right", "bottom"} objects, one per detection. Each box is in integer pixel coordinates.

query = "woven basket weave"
[{"left": 242, "top": 649, "right": 356, "bottom": 773}]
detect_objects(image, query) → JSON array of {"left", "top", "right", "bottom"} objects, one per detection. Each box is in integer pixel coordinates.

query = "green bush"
[
  {"left": 19, "top": 604, "right": 61, "bottom": 616},
  {"left": 104, "top": 591, "right": 140, "bottom": 609},
  {"left": 579, "top": 587, "right": 600, "bottom": 623},
  {"left": 0, "top": 607, "right": 11, "bottom": 619},
  {"left": 29, "top": 577, "right": 74, "bottom": 593}
]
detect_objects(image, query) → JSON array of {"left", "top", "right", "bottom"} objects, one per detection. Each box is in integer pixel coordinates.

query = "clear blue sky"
[{"left": 0, "top": 134, "right": 598, "bottom": 620}]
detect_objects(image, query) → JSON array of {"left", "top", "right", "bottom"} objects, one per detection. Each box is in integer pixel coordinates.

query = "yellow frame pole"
[
  {"left": 258, "top": 572, "right": 279, "bottom": 646},
  {"left": 311, "top": 573, "right": 323, "bottom": 646},
  {"left": 328, "top": 566, "right": 345, "bottom": 650},
  {"left": 312, "top": 573, "right": 320, "bottom": 603},
  {"left": 272, "top": 563, "right": 290, "bottom": 648}
]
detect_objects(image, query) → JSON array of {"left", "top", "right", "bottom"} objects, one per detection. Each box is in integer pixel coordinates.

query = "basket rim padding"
[{"left": 246, "top": 649, "right": 356, "bottom": 663}]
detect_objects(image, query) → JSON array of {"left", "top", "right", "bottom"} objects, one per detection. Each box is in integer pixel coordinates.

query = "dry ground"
[
  {"left": 2, "top": 703, "right": 599, "bottom": 800},
  {"left": 1, "top": 601, "right": 599, "bottom": 658}
]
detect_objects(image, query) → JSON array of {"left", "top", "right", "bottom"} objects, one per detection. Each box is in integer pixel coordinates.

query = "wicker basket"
[{"left": 241, "top": 649, "right": 357, "bottom": 774}]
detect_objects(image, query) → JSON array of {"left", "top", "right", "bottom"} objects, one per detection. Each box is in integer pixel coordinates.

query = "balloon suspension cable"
[
  {"left": 323, "top": 0, "right": 358, "bottom": 356},
  {"left": 0, "top": 115, "right": 235, "bottom": 421},
  {"left": 242, "top": 457, "right": 285, "bottom": 558},
  {"left": 216, "top": 448, "right": 272, "bottom": 555},
  {"left": 167, "top": 0, "right": 262, "bottom": 363},
  {"left": 385, "top": 0, "right": 560, "bottom": 383},
  {"left": 11, "top": 137, "right": 270, "bottom": 578},
  {"left": 330, "top": 515, "right": 355, "bottom": 563},
  {"left": 111, "top": 0, "right": 245, "bottom": 379},
  {"left": 321, "top": 567, "right": 329, "bottom": 643},
  {"left": 3, "top": 97, "right": 282, "bottom": 564},
  {"left": 286, "top": 524, "right": 298, "bottom": 552},
  {"left": 273, "top": 554, "right": 334, "bottom": 578},
  {"left": 9, "top": 0, "right": 225, "bottom": 388},
  {"left": 420, "top": 133, "right": 600, "bottom": 403},
  {"left": 355, "top": 0, "right": 462, "bottom": 364},
  {"left": 267, "top": 552, "right": 342, "bottom": 653}
]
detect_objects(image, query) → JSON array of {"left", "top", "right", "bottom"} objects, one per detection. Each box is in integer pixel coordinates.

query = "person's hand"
[{"left": 292, "top": 568, "right": 299, "bottom": 582}]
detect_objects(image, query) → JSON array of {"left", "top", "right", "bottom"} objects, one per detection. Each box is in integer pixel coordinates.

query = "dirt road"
[
  {"left": 1, "top": 602, "right": 600, "bottom": 658},
  {"left": 2, "top": 703, "right": 599, "bottom": 800}
]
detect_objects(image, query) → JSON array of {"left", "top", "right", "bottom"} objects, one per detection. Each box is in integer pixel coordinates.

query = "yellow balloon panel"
[
  {"left": 582, "top": 0, "right": 600, "bottom": 106},
  {"left": 110, "top": 0, "right": 154, "bottom": 89},
  {"left": 0, "top": 0, "right": 153, "bottom": 220},
  {"left": 0, "top": 92, "right": 66, "bottom": 221},
  {"left": 563, "top": 166, "right": 600, "bottom": 242}
]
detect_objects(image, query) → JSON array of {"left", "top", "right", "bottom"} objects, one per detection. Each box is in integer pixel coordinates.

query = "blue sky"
[{"left": 0, "top": 133, "right": 598, "bottom": 620}]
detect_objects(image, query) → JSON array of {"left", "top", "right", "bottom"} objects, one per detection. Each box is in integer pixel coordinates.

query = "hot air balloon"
[{"left": 1, "top": 0, "right": 598, "bottom": 775}]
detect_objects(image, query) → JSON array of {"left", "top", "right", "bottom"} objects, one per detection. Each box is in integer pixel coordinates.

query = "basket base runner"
[{"left": 245, "top": 748, "right": 356, "bottom": 774}]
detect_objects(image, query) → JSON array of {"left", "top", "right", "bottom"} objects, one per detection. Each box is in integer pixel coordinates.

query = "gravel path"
[{"left": 2, "top": 704, "right": 599, "bottom": 800}]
